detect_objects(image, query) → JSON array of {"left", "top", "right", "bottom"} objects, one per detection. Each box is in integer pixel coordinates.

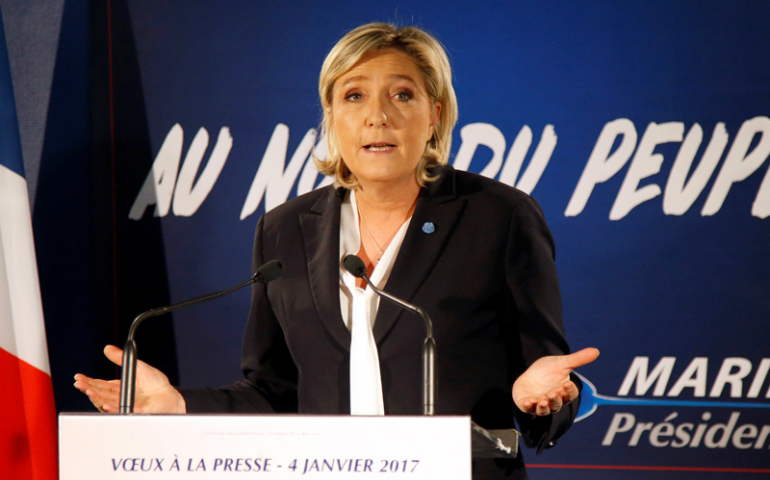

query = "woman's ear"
[
  {"left": 431, "top": 101, "right": 442, "bottom": 128},
  {"left": 427, "top": 102, "right": 441, "bottom": 143}
]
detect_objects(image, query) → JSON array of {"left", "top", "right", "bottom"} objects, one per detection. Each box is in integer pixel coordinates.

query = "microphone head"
[
  {"left": 343, "top": 255, "right": 367, "bottom": 278},
  {"left": 255, "top": 259, "right": 283, "bottom": 283}
]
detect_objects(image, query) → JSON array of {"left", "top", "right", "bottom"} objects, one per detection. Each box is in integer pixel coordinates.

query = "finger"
[
  {"left": 535, "top": 398, "right": 551, "bottom": 416},
  {"left": 515, "top": 396, "right": 538, "bottom": 415},
  {"left": 93, "top": 382, "right": 121, "bottom": 397},
  {"left": 73, "top": 375, "right": 90, "bottom": 389},
  {"left": 563, "top": 347, "right": 600, "bottom": 370},
  {"left": 80, "top": 382, "right": 111, "bottom": 401},
  {"left": 81, "top": 387, "right": 108, "bottom": 413},
  {"left": 548, "top": 391, "right": 564, "bottom": 413},
  {"left": 76, "top": 377, "right": 120, "bottom": 394},
  {"left": 78, "top": 382, "right": 121, "bottom": 413},
  {"left": 87, "top": 383, "right": 122, "bottom": 414},
  {"left": 74, "top": 374, "right": 117, "bottom": 390},
  {"left": 73, "top": 379, "right": 96, "bottom": 392},
  {"left": 560, "top": 380, "right": 580, "bottom": 404},
  {"left": 104, "top": 345, "right": 124, "bottom": 366}
]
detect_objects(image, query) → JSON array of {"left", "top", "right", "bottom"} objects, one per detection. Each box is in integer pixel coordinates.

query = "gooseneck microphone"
[
  {"left": 342, "top": 255, "right": 437, "bottom": 416},
  {"left": 119, "top": 259, "right": 284, "bottom": 414}
]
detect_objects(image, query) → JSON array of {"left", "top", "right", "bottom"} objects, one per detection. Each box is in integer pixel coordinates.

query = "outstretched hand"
[
  {"left": 74, "top": 345, "right": 186, "bottom": 414},
  {"left": 512, "top": 347, "right": 599, "bottom": 416}
]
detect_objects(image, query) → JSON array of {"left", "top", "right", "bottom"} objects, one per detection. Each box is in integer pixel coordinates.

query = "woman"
[{"left": 76, "top": 23, "right": 598, "bottom": 479}]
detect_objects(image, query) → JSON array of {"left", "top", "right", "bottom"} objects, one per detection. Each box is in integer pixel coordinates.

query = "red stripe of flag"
[{"left": 0, "top": 346, "right": 57, "bottom": 480}]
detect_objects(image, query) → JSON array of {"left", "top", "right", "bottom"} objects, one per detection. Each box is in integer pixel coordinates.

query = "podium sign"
[{"left": 59, "top": 414, "right": 471, "bottom": 479}]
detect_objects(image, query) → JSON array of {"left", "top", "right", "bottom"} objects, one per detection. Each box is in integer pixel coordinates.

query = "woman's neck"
[
  {"left": 355, "top": 176, "right": 420, "bottom": 219},
  {"left": 353, "top": 176, "right": 419, "bottom": 284}
]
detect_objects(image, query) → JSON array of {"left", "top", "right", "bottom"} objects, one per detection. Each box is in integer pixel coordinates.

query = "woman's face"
[{"left": 331, "top": 48, "right": 441, "bottom": 188}]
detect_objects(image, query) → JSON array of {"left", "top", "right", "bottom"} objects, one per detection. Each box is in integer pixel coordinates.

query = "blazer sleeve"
[
  {"left": 505, "top": 195, "right": 582, "bottom": 454},
  {"left": 179, "top": 216, "right": 299, "bottom": 413}
]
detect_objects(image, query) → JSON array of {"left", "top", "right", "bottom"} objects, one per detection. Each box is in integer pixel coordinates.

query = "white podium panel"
[{"left": 59, "top": 414, "right": 471, "bottom": 479}]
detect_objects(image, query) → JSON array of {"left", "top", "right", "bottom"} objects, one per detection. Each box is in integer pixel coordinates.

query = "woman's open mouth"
[{"left": 364, "top": 143, "right": 395, "bottom": 152}]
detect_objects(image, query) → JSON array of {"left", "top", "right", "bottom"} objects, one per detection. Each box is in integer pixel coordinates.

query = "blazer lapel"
[
  {"left": 299, "top": 187, "right": 351, "bottom": 351},
  {"left": 373, "top": 166, "right": 467, "bottom": 342}
]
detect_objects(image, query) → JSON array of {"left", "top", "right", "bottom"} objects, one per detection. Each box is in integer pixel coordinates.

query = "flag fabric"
[{"left": 0, "top": 8, "right": 58, "bottom": 480}]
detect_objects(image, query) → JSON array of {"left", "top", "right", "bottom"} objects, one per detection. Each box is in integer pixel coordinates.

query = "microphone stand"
[
  {"left": 343, "top": 256, "right": 518, "bottom": 456},
  {"left": 358, "top": 275, "right": 437, "bottom": 416},
  {"left": 119, "top": 260, "right": 282, "bottom": 414}
]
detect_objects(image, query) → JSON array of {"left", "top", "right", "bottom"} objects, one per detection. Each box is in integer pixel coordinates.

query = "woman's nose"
[{"left": 365, "top": 97, "right": 388, "bottom": 127}]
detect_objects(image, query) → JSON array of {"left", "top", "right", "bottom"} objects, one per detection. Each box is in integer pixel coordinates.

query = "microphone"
[
  {"left": 342, "top": 255, "right": 437, "bottom": 416},
  {"left": 119, "top": 259, "right": 284, "bottom": 414}
]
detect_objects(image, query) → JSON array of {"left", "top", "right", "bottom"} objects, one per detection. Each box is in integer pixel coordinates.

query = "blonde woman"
[{"left": 76, "top": 23, "right": 598, "bottom": 479}]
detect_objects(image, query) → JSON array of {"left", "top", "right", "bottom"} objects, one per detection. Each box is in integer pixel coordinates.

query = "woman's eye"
[
  {"left": 345, "top": 93, "right": 363, "bottom": 102},
  {"left": 394, "top": 91, "right": 413, "bottom": 101}
]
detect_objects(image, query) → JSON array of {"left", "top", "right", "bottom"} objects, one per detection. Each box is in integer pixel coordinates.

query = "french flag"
[{"left": 0, "top": 9, "right": 57, "bottom": 480}]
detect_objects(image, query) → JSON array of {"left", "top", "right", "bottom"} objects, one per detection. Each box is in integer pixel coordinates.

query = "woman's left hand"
[{"left": 512, "top": 347, "right": 600, "bottom": 416}]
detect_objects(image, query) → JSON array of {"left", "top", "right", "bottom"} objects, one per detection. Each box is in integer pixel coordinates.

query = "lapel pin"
[{"left": 422, "top": 222, "right": 436, "bottom": 234}]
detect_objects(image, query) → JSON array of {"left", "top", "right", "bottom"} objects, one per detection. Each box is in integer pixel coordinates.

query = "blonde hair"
[{"left": 316, "top": 23, "right": 458, "bottom": 189}]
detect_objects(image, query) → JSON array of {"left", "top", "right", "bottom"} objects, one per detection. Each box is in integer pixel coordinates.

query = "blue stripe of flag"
[{"left": 0, "top": 7, "right": 25, "bottom": 178}]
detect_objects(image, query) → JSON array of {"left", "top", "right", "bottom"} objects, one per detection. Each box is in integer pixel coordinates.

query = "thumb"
[
  {"left": 104, "top": 345, "right": 124, "bottom": 367},
  {"left": 563, "top": 347, "right": 600, "bottom": 370}
]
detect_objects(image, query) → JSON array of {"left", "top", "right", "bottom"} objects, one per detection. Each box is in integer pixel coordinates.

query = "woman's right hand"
[{"left": 74, "top": 345, "right": 186, "bottom": 414}]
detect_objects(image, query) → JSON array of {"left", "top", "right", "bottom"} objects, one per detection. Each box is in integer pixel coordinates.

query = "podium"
[{"left": 59, "top": 414, "right": 518, "bottom": 479}]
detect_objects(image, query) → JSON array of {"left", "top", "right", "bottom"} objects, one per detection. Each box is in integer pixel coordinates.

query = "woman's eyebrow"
[
  {"left": 339, "top": 74, "right": 419, "bottom": 88},
  {"left": 340, "top": 75, "right": 366, "bottom": 87},
  {"left": 387, "top": 74, "right": 418, "bottom": 85}
]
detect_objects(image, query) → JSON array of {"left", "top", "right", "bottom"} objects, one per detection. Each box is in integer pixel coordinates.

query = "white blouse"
[{"left": 338, "top": 189, "right": 411, "bottom": 415}]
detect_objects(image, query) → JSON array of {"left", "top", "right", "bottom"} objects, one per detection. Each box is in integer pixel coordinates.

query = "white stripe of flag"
[{"left": 0, "top": 5, "right": 57, "bottom": 479}]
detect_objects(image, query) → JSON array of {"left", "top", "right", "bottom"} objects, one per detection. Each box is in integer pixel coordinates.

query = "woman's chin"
[{"left": 356, "top": 171, "right": 418, "bottom": 189}]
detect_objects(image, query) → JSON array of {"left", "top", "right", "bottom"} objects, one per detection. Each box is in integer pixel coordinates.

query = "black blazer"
[{"left": 181, "top": 166, "right": 581, "bottom": 479}]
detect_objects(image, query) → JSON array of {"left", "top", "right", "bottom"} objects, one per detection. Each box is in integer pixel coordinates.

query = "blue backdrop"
[{"left": 44, "top": 1, "right": 770, "bottom": 478}]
